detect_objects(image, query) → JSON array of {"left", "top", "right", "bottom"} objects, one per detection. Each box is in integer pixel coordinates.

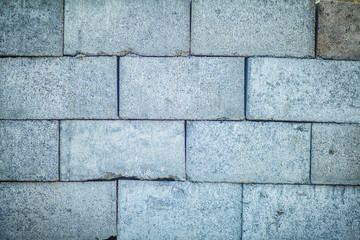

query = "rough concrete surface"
[
  {"left": 60, "top": 120, "right": 185, "bottom": 180},
  {"left": 118, "top": 180, "right": 242, "bottom": 239},
  {"left": 243, "top": 184, "right": 360, "bottom": 240},
  {"left": 312, "top": 123, "right": 360, "bottom": 185},
  {"left": 119, "top": 57, "right": 244, "bottom": 120},
  {"left": 0, "top": 57, "right": 117, "bottom": 119},
  {"left": 0, "top": 182, "right": 117, "bottom": 240},
  {"left": 0, "top": 120, "right": 58, "bottom": 181},
  {"left": 191, "top": 0, "right": 315, "bottom": 57},
  {"left": 247, "top": 57, "right": 360, "bottom": 123},
  {"left": 317, "top": 1, "right": 360, "bottom": 60},
  {"left": 64, "top": 0, "right": 189, "bottom": 56},
  {"left": 0, "top": 0, "right": 63, "bottom": 56},
  {"left": 187, "top": 121, "right": 310, "bottom": 183}
]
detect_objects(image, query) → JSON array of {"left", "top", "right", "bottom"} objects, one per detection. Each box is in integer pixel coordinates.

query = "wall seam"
[
  {"left": 309, "top": 123, "right": 313, "bottom": 184},
  {"left": 240, "top": 184, "right": 244, "bottom": 240},
  {"left": 244, "top": 57, "right": 249, "bottom": 119}
]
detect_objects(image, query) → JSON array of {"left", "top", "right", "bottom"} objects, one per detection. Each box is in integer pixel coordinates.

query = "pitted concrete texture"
[
  {"left": 0, "top": 0, "right": 63, "bottom": 56},
  {"left": 64, "top": 0, "right": 189, "bottom": 56},
  {"left": 312, "top": 123, "right": 360, "bottom": 185},
  {"left": 60, "top": 120, "right": 185, "bottom": 180},
  {"left": 243, "top": 184, "right": 360, "bottom": 240},
  {"left": 187, "top": 121, "right": 310, "bottom": 184},
  {"left": 191, "top": 0, "right": 315, "bottom": 57},
  {"left": 317, "top": 1, "right": 360, "bottom": 60},
  {"left": 118, "top": 180, "right": 242, "bottom": 239},
  {"left": 0, "top": 120, "right": 58, "bottom": 181},
  {"left": 0, "top": 182, "right": 116, "bottom": 240},
  {"left": 247, "top": 57, "right": 360, "bottom": 123},
  {"left": 119, "top": 57, "right": 244, "bottom": 120},
  {"left": 0, "top": 57, "right": 117, "bottom": 119}
]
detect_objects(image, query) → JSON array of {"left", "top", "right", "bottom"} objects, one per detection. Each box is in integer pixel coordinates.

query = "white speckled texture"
[
  {"left": 60, "top": 120, "right": 185, "bottom": 180},
  {"left": 118, "top": 180, "right": 242, "bottom": 239}
]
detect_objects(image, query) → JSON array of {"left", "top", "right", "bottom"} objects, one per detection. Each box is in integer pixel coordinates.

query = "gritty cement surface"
[
  {"left": 187, "top": 121, "right": 310, "bottom": 183},
  {"left": 312, "top": 123, "right": 360, "bottom": 185},
  {"left": 0, "top": 120, "right": 58, "bottom": 181},
  {"left": 243, "top": 184, "right": 360, "bottom": 240},
  {"left": 119, "top": 57, "right": 244, "bottom": 120},
  {"left": 191, "top": 0, "right": 314, "bottom": 57},
  {"left": 317, "top": 1, "right": 360, "bottom": 60},
  {"left": 0, "top": 57, "right": 117, "bottom": 119},
  {"left": 60, "top": 120, "right": 185, "bottom": 180},
  {"left": 247, "top": 57, "right": 360, "bottom": 123},
  {"left": 0, "top": 182, "right": 116, "bottom": 240},
  {"left": 118, "top": 181, "right": 242, "bottom": 239},
  {"left": 64, "top": 0, "right": 189, "bottom": 56},
  {"left": 0, "top": 0, "right": 63, "bottom": 56}
]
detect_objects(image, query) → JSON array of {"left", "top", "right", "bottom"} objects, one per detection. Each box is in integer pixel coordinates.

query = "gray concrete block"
[
  {"left": 0, "top": 0, "right": 63, "bottom": 56},
  {"left": 118, "top": 180, "right": 242, "bottom": 239},
  {"left": 119, "top": 57, "right": 244, "bottom": 120},
  {"left": 0, "top": 121, "right": 58, "bottom": 181},
  {"left": 60, "top": 120, "right": 185, "bottom": 180},
  {"left": 247, "top": 57, "right": 360, "bottom": 123},
  {"left": 64, "top": 0, "right": 189, "bottom": 56},
  {"left": 191, "top": 0, "right": 315, "bottom": 57},
  {"left": 317, "top": 1, "right": 360, "bottom": 60},
  {"left": 0, "top": 182, "right": 116, "bottom": 239},
  {"left": 187, "top": 121, "right": 310, "bottom": 183},
  {"left": 312, "top": 123, "right": 360, "bottom": 185},
  {"left": 243, "top": 184, "right": 360, "bottom": 240},
  {"left": 0, "top": 57, "right": 117, "bottom": 119}
]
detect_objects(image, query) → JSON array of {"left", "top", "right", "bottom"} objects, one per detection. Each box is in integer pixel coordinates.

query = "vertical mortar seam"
[
  {"left": 244, "top": 58, "right": 249, "bottom": 120},
  {"left": 240, "top": 183, "right": 244, "bottom": 240},
  {"left": 189, "top": 0, "right": 192, "bottom": 55},
  {"left": 184, "top": 120, "right": 187, "bottom": 181},
  {"left": 116, "top": 180, "right": 119, "bottom": 237},
  {"left": 117, "top": 57, "right": 120, "bottom": 117},
  {"left": 62, "top": 0, "right": 65, "bottom": 56},
  {"left": 58, "top": 120, "right": 61, "bottom": 181},
  {"left": 309, "top": 123, "right": 313, "bottom": 184},
  {"left": 314, "top": 2, "right": 319, "bottom": 57}
]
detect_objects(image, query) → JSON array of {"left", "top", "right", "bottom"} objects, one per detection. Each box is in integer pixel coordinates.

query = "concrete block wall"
[{"left": 0, "top": 0, "right": 359, "bottom": 239}]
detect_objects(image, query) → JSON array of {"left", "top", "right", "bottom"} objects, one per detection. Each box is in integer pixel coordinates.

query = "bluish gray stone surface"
[
  {"left": 187, "top": 121, "right": 310, "bottom": 183},
  {"left": 118, "top": 180, "right": 242, "bottom": 239},
  {"left": 191, "top": 0, "right": 314, "bottom": 57},
  {"left": 0, "top": 121, "right": 58, "bottom": 181},
  {"left": 0, "top": 57, "right": 117, "bottom": 119},
  {"left": 0, "top": 182, "right": 117, "bottom": 240},
  {"left": 119, "top": 57, "right": 244, "bottom": 119},
  {"left": 64, "top": 0, "right": 189, "bottom": 56},
  {"left": 243, "top": 184, "right": 360, "bottom": 240},
  {"left": 0, "top": 0, "right": 63, "bottom": 56},
  {"left": 312, "top": 123, "right": 360, "bottom": 185},
  {"left": 60, "top": 120, "right": 185, "bottom": 180},
  {"left": 247, "top": 57, "right": 360, "bottom": 123}
]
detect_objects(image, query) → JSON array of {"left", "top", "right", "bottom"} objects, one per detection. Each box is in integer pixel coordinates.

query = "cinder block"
[
  {"left": 0, "top": 57, "right": 117, "bottom": 119},
  {"left": 243, "top": 184, "right": 360, "bottom": 240},
  {"left": 60, "top": 120, "right": 185, "bottom": 180},
  {"left": 0, "top": 121, "right": 58, "bottom": 181},
  {"left": 247, "top": 57, "right": 360, "bottom": 123},
  {"left": 119, "top": 57, "right": 244, "bottom": 120},
  {"left": 118, "top": 181, "right": 242, "bottom": 239},
  {"left": 317, "top": 1, "right": 360, "bottom": 60},
  {"left": 191, "top": 0, "right": 314, "bottom": 57},
  {"left": 0, "top": 182, "right": 116, "bottom": 239},
  {"left": 312, "top": 123, "right": 360, "bottom": 185},
  {"left": 187, "top": 121, "right": 310, "bottom": 183},
  {"left": 64, "top": 0, "right": 189, "bottom": 56},
  {"left": 0, "top": 0, "right": 63, "bottom": 56}
]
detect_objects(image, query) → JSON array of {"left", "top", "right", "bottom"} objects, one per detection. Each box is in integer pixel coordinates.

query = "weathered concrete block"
[
  {"left": 0, "top": 0, "right": 63, "bottom": 56},
  {"left": 187, "top": 121, "right": 310, "bottom": 183},
  {"left": 64, "top": 0, "right": 189, "bottom": 56},
  {"left": 317, "top": 1, "right": 360, "bottom": 60},
  {"left": 0, "top": 57, "right": 117, "bottom": 119},
  {"left": 118, "top": 181, "right": 242, "bottom": 239},
  {"left": 247, "top": 57, "right": 360, "bottom": 123},
  {"left": 243, "top": 184, "right": 360, "bottom": 240},
  {"left": 0, "top": 182, "right": 116, "bottom": 239},
  {"left": 60, "top": 120, "right": 185, "bottom": 180},
  {"left": 119, "top": 57, "right": 244, "bottom": 119},
  {"left": 312, "top": 123, "right": 360, "bottom": 185},
  {"left": 0, "top": 121, "right": 58, "bottom": 181},
  {"left": 191, "top": 0, "right": 314, "bottom": 57}
]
